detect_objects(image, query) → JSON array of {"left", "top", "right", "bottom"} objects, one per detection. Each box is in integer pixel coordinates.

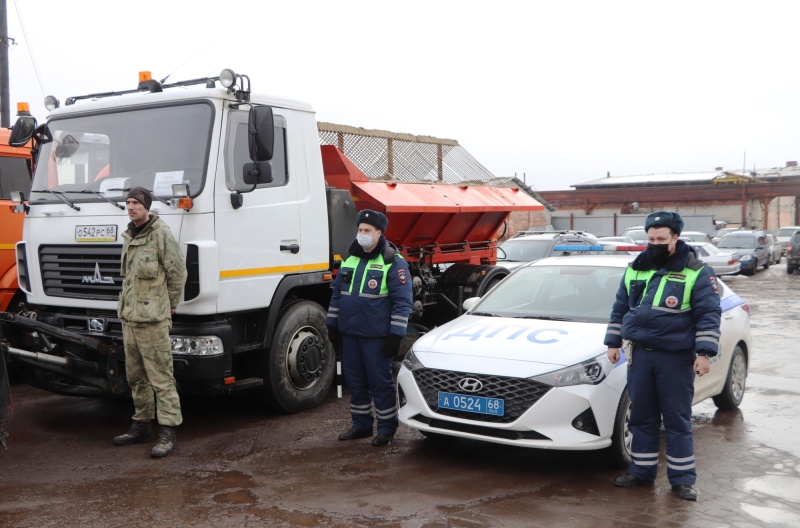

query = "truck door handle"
[{"left": 280, "top": 244, "right": 300, "bottom": 254}]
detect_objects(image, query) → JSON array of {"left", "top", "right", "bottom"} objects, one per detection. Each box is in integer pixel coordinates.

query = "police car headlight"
[
  {"left": 170, "top": 335, "right": 223, "bottom": 356},
  {"left": 402, "top": 348, "right": 424, "bottom": 371},
  {"left": 531, "top": 352, "right": 611, "bottom": 387}
]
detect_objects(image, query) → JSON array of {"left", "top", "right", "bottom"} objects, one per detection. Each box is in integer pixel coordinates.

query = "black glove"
[
  {"left": 381, "top": 334, "right": 403, "bottom": 359},
  {"left": 326, "top": 326, "right": 342, "bottom": 353}
]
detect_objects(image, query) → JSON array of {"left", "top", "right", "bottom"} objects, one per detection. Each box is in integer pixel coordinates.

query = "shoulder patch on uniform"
[
  {"left": 397, "top": 268, "right": 407, "bottom": 284},
  {"left": 709, "top": 276, "right": 719, "bottom": 294}
]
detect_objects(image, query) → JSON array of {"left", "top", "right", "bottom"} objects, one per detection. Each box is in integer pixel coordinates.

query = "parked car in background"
[
  {"left": 598, "top": 236, "right": 637, "bottom": 246},
  {"left": 398, "top": 254, "right": 752, "bottom": 469},
  {"left": 688, "top": 242, "right": 741, "bottom": 276},
  {"left": 765, "top": 233, "right": 783, "bottom": 264},
  {"left": 621, "top": 225, "right": 647, "bottom": 244},
  {"left": 680, "top": 231, "right": 713, "bottom": 243},
  {"left": 712, "top": 227, "right": 741, "bottom": 245},
  {"left": 496, "top": 231, "right": 599, "bottom": 271},
  {"left": 786, "top": 230, "right": 800, "bottom": 274},
  {"left": 716, "top": 230, "right": 770, "bottom": 275},
  {"left": 775, "top": 226, "right": 800, "bottom": 254}
]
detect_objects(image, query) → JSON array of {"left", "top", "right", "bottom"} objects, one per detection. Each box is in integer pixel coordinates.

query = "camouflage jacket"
[{"left": 118, "top": 215, "right": 187, "bottom": 323}]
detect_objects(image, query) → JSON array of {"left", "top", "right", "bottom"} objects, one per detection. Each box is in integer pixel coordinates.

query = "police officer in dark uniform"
[
  {"left": 605, "top": 211, "right": 721, "bottom": 501},
  {"left": 326, "top": 209, "right": 413, "bottom": 446}
]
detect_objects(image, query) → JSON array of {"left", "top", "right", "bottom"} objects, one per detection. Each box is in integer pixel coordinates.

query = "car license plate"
[
  {"left": 75, "top": 225, "right": 118, "bottom": 242},
  {"left": 437, "top": 391, "right": 504, "bottom": 416}
]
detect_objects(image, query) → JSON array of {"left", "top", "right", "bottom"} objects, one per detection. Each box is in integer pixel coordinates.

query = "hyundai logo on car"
[{"left": 458, "top": 378, "right": 483, "bottom": 393}]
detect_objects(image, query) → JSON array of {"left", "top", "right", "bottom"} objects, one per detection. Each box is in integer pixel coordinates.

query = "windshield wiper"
[
  {"left": 515, "top": 315, "right": 572, "bottom": 321},
  {"left": 30, "top": 189, "right": 80, "bottom": 211},
  {"left": 470, "top": 312, "right": 500, "bottom": 317},
  {"left": 68, "top": 189, "right": 125, "bottom": 211},
  {"left": 68, "top": 190, "right": 126, "bottom": 210}
]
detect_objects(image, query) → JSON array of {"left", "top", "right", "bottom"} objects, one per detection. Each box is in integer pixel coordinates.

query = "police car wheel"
[
  {"left": 605, "top": 388, "right": 632, "bottom": 469},
  {"left": 259, "top": 300, "right": 335, "bottom": 413},
  {"left": 712, "top": 345, "right": 747, "bottom": 410}
]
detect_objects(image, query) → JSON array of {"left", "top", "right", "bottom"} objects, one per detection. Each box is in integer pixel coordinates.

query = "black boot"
[
  {"left": 151, "top": 426, "right": 177, "bottom": 458},
  {"left": 113, "top": 420, "right": 155, "bottom": 446}
]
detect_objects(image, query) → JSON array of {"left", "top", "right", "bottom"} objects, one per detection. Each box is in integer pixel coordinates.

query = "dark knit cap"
[
  {"left": 127, "top": 187, "right": 153, "bottom": 210},
  {"left": 644, "top": 211, "right": 684, "bottom": 235},
  {"left": 356, "top": 209, "right": 388, "bottom": 232}
]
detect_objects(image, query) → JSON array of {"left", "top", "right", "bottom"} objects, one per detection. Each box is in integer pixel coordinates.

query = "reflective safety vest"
[
  {"left": 340, "top": 251, "right": 400, "bottom": 296},
  {"left": 624, "top": 266, "right": 702, "bottom": 311}
]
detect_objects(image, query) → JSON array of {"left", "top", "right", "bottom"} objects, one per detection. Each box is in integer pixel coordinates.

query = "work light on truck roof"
[
  {"left": 44, "top": 95, "right": 60, "bottom": 111},
  {"left": 219, "top": 68, "right": 236, "bottom": 88}
]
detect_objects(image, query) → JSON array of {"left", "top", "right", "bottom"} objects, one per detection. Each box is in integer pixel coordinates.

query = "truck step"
[{"left": 233, "top": 377, "right": 264, "bottom": 390}]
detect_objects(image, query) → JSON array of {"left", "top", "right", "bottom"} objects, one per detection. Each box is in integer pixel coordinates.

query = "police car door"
[{"left": 215, "top": 109, "right": 301, "bottom": 313}]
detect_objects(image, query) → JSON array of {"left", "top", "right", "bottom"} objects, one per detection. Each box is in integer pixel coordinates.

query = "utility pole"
[{"left": 0, "top": 0, "right": 9, "bottom": 127}]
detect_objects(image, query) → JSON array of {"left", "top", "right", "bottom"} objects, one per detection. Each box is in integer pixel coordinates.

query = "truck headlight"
[
  {"left": 531, "top": 353, "right": 611, "bottom": 387},
  {"left": 170, "top": 336, "right": 223, "bottom": 356}
]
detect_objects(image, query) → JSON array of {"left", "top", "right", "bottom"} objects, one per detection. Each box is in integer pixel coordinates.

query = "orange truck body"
[{"left": 0, "top": 129, "right": 33, "bottom": 312}]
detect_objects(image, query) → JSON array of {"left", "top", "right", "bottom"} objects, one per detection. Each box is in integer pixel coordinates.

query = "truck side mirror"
[
  {"left": 248, "top": 106, "right": 274, "bottom": 162},
  {"left": 242, "top": 161, "right": 273, "bottom": 185},
  {"left": 9, "top": 116, "right": 37, "bottom": 147}
]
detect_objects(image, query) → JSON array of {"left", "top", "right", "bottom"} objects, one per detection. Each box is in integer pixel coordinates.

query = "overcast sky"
[{"left": 6, "top": 0, "right": 799, "bottom": 190}]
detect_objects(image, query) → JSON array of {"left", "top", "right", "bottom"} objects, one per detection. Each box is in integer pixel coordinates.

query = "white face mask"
[{"left": 356, "top": 233, "right": 375, "bottom": 248}]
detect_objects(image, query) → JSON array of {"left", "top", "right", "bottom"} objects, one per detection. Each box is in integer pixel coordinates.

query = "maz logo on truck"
[{"left": 82, "top": 262, "right": 115, "bottom": 284}]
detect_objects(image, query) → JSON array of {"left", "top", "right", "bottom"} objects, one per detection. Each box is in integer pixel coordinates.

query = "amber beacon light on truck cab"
[{"left": 0, "top": 69, "right": 543, "bottom": 416}]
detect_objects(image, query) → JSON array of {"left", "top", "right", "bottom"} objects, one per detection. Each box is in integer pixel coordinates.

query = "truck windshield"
[{"left": 29, "top": 103, "right": 213, "bottom": 205}]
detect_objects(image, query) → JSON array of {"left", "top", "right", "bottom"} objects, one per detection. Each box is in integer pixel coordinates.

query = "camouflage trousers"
[{"left": 122, "top": 319, "right": 182, "bottom": 427}]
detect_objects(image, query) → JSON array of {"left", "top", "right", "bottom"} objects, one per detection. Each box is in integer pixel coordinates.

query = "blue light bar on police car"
[{"left": 552, "top": 245, "right": 647, "bottom": 252}]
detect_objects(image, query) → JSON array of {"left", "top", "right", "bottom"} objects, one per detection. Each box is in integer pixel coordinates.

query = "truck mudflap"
[
  {"left": 0, "top": 347, "right": 11, "bottom": 448},
  {"left": 0, "top": 311, "right": 127, "bottom": 398}
]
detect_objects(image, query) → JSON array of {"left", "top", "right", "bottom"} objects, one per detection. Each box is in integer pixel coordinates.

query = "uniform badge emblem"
[
  {"left": 397, "top": 268, "right": 407, "bottom": 284},
  {"left": 665, "top": 295, "right": 679, "bottom": 308},
  {"left": 368, "top": 279, "right": 378, "bottom": 289},
  {"left": 709, "top": 276, "right": 719, "bottom": 294}
]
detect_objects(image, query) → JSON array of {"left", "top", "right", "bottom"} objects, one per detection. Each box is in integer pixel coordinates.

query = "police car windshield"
[
  {"left": 472, "top": 265, "right": 624, "bottom": 323},
  {"left": 497, "top": 239, "right": 551, "bottom": 262}
]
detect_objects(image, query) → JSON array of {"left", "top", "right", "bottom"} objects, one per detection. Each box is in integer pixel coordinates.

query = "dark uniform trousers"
[
  {"left": 342, "top": 334, "right": 398, "bottom": 435},
  {"left": 628, "top": 345, "right": 696, "bottom": 485}
]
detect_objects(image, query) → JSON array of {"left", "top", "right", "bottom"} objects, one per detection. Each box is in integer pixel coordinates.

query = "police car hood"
[{"left": 412, "top": 314, "right": 608, "bottom": 378}]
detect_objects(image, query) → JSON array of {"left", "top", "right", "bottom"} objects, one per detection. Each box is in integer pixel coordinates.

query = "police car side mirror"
[{"left": 463, "top": 297, "right": 481, "bottom": 311}]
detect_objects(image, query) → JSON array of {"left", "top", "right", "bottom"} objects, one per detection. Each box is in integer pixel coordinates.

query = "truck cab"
[{"left": 3, "top": 70, "right": 336, "bottom": 412}]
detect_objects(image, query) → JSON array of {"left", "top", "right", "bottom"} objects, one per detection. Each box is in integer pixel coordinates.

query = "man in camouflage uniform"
[{"left": 114, "top": 187, "right": 187, "bottom": 458}]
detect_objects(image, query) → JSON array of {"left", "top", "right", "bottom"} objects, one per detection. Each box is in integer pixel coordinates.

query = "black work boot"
[
  {"left": 113, "top": 420, "right": 155, "bottom": 446},
  {"left": 150, "top": 426, "right": 177, "bottom": 458}
]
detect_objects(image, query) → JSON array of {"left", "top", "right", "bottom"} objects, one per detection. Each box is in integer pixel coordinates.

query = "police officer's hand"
[
  {"left": 326, "top": 326, "right": 342, "bottom": 352},
  {"left": 694, "top": 355, "right": 711, "bottom": 377},
  {"left": 381, "top": 334, "right": 403, "bottom": 359},
  {"left": 607, "top": 347, "right": 620, "bottom": 364}
]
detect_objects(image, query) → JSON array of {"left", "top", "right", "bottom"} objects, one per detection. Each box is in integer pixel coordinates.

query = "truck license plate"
[
  {"left": 437, "top": 391, "right": 504, "bottom": 416},
  {"left": 75, "top": 225, "right": 118, "bottom": 242}
]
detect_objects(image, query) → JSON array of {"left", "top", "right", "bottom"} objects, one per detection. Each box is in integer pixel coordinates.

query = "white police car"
[{"left": 398, "top": 253, "right": 752, "bottom": 467}]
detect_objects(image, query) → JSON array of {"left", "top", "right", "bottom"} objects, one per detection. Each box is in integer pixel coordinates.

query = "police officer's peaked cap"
[
  {"left": 644, "top": 211, "right": 684, "bottom": 235},
  {"left": 356, "top": 209, "right": 388, "bottom": 232}
]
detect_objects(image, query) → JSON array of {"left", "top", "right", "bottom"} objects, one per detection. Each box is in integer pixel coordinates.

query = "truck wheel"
[
  {"left": 605, "top": 388, "right": 632, "bottom": 469},
  {"left": 259, "top": 300, "right": 335, "bottom": 413},
  {"left": 712, "top": 345, "right": 747, "bottom": 410}
]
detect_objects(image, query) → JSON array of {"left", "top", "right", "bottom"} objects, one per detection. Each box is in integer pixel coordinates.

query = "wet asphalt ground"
[{"left": 1, "top": 262, "right": 799, "bottom": 528}]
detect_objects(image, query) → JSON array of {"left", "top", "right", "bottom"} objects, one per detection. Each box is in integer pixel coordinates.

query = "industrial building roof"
[{"left": 574, "top": 164, "right": 800, "bottom": 189}]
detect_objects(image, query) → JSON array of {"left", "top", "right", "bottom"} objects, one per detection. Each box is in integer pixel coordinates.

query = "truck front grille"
[
  {"left": 411, "top": 368, "right": 552, "bottom": 424},
  {"left": 39, "top": 245, "right": 122, "bottom": 301}
]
